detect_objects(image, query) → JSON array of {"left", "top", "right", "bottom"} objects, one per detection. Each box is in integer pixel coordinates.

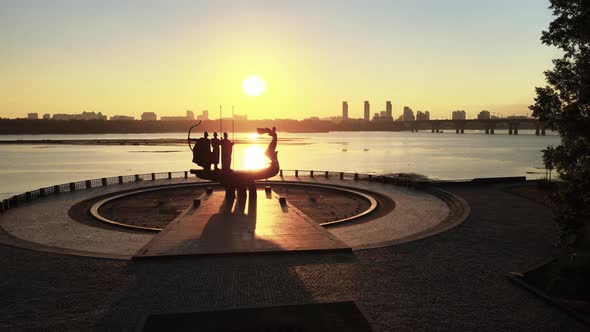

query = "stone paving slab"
[
  {"left": 267, "top": 176, "right": 452, "bottom": 248},
  {"left": 0, "top": 175, "right": 452, "bottom": 258},
  {"left": 0, "top": 179, "right": 200, "bottom": 258},
  {"left": 1, "top": 184, "right": 588, "bottom": 331},
  {"left": 134, "top": 189, "right": 351, "bottom": 258}
]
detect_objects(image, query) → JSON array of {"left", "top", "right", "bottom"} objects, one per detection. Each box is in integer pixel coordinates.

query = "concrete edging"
[
  {"left": 353, "top": 187, "right": 470, "bottom": 250},
  {"left": 89, "top": 183, "right": 217, "bottom": 232},
  {"left": 89, "top": 181, "right": 380, "bottom": 232},
  {"left": 262, "top": 181, "right": 379, "bottom": 227},
  {"left": 0, "top": 171, "right": 474, "bottom": 259},
  {"left": 507, "top": 271, "right": 590, "bottom": 327}
]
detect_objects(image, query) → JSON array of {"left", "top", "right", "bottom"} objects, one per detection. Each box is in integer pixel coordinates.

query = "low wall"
[{"left": 2, "top": 169, "right": 531, "bottom": 214}]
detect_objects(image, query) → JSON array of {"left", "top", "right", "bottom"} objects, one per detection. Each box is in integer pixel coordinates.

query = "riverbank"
[
  {"left": 0, "top": 138, "right": 307, "bottom": 146},
  {"left": 0, "top": 118, "right": 542, "bottom": 135}
]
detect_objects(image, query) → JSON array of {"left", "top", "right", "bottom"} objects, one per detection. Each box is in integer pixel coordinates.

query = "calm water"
[{"left": 0, "top": 130, "right": 560, "bottom": 199}]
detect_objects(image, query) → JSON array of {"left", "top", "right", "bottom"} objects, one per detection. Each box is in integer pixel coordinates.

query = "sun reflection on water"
[
  {"left": 246, "top": 133, "right": 259, "bottom": 140},
  {"left": 238, "top": 145, "right": 266, "bottom": 170}
]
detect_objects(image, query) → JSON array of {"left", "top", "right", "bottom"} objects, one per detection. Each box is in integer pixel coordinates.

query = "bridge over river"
[{"left": 398, "top": 118, "right": 548, "bottom": 135}]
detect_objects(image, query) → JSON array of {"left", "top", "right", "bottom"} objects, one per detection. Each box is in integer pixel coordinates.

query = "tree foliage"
[
  {"left": 530, "top": 0, "right": 590, "bottom": 241},
  {"left": 542, "top": 145, "right": 555, "bottom": 181}
]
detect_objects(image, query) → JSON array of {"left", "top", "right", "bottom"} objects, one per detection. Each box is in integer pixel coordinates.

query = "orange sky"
[{"left": 0, "top": 1, "right": 558, "bottom": 120}]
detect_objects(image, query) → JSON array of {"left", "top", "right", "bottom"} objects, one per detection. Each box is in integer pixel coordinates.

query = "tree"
[
  {"left": 530, "top": 0, "right": 590, "bottom": 243},
  {"left": 542, "top": 145, "right": 555, "bottom": 181}
]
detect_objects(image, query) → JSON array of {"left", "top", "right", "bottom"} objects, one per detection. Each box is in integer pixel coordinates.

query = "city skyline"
[
  {"left": 0, "top": 0, "right": 555, "bottom": 120},
  {"left": 19, "top": 103, "right": 529, "bottom": 122}
]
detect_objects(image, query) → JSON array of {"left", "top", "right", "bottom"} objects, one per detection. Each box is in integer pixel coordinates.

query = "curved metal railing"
[{"left": 0, "top": 169, "right": 430, "bottom": 213}]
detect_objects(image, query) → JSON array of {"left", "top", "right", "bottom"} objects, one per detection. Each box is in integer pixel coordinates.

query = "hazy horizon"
[{"left": 0, "top": 0, "right": 557, "bottom": 120}]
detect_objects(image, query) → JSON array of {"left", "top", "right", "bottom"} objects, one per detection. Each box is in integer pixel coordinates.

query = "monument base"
[{"left": 133, "top": 189, "right": 351, "bottom": 258}]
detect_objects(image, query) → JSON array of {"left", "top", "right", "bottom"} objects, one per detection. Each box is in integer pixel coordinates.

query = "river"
[{"left": 0, "top": 130, "right": 560, "bottom": 199}]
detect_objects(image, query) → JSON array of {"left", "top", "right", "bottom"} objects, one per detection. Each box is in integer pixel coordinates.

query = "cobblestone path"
[{"left": 1, "top": 184, "right": 586, "bottom": 331}]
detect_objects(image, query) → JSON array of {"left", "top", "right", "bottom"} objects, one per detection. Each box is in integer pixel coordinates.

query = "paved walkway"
[
  {"left": 0, "top": 179, "right": 198, "bottom": 257},
  {"left": 135, "top": 189, "right": 350, "bottom": 258},
  {"left": 0, "top": 183, "right": 586, "bottom": 330},
  {"left": 276, "top": 176, "right": 451, "bottom": 248},
  {"left": 0, "top": 176, "right": 450, "bottom": 257}
]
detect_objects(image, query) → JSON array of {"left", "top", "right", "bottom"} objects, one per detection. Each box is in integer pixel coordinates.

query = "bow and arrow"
[
  {"left": 187, "top": 106, "right": 236, "bottom": 167},
  {"left": 187, "top": 120, "right": 202, "bottom": 151}
]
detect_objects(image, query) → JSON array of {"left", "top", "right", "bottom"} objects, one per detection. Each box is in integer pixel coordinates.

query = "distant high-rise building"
[
  {"left": 110, "top": 115, "right": 134, "bottom": 121},
  {"left": 186, "top": 110, "right": 195, "bottom": 120},
  {"left": 386, "top": 101, "right": 392, "bottom": 118},
  {"left": 403, "top": 106, "right": 415, "bottom": 121},
  {"left": 42, "top": 113, "right": 51, "bottom": 120},
  {"left": 141, "top": 112, "right": 158, "bottom": 121},
  {"left": 372, "top": 101, "right": 394, "bottom": 122},
  {"left": 197, "top": 110, "right": 209, "bottom": 121},
  {"left": 342, "top": 101, "right": 348, "bottom": 120},
  {"left": 27, "top": 113, "right": 38, "bottom": 120},
  {"left": 373, "top": 109, "right": 394, "bottom": 122},
  {"left": 161, "top": 115, "right": 189, "bottom": 121},
  {"left": 52, "top": 114, "right": 68, "bottom": 120},
  {"left": 477, "top": 110, "right": 491, "bottom": 120},
  {"left": 416, "top": 111, "right": 430, "bottom": 120},
  {"left": 364, "top": 101, "right": 370, "bottom": 121},
  {"left": 52, "top": 111, "right": 106, "bottom": 120},
  {"left": 452, "top": 110, "right": 467, "bottom": 120},
  {"left": 233, "top": 114, "right": 248, "bottom": 120}
]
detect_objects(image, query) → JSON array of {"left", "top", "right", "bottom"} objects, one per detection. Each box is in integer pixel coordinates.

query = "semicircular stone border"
[
  {"left": 273, "top": 177, "right": 468, "bottom": 250},
  {"left": 350, "top": 187, "right": 470, "bottom": 250},
  {"left": 0, "top": 174, "right": 470, "bottom": 259},
  {"left": 90, "top": 183, "right": 215, "bottom": 232},
  {"left": 89, "top": 182, "right": 379, "bottom": 231}
]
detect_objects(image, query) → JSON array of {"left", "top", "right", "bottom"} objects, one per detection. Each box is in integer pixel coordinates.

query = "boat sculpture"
[{"left": 189, "top": 125, "right": 279, "bottom": 196}]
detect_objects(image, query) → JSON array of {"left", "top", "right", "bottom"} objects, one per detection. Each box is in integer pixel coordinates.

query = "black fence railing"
[
  {"left": 278, "top": 169, "right": 430, "bottom": 188},
  {"left": 0, "top": 169, "right": 429, "bottom": 214},
  {"left": 0, "top": 170, "right": 194, "bottom": 213}
]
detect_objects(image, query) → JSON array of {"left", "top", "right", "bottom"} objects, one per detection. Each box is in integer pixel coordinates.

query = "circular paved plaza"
[
  {"left": 0, "top": 176, "right": 460, "bottom": 258},
  {"left": 0, "top": 175, "right": 586, "bottom": 331}
]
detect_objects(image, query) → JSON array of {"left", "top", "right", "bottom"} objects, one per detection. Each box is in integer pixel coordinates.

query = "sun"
[
  {"left": 241, "top": 145, "right": 266, "bottom": 170},
  {"left": 242, "top": 76, "right": 266, "bottom": 97}
]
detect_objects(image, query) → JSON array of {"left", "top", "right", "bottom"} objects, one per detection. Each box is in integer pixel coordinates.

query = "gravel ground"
[{"left": 0, "top": 183, "right": 586, "bottom": 331}]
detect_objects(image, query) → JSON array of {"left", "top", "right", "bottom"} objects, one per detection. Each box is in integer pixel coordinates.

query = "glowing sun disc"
[
  {"left": 241, "top": 145, "right": 266, "bottom": 170},
  {"left": 242, "top": 76, "right": 266, "bottom": 96}
]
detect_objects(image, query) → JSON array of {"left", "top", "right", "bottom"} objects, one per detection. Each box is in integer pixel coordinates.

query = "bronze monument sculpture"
[{"left": 188, "top": 123, "right": 280, "bottom": 198}]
